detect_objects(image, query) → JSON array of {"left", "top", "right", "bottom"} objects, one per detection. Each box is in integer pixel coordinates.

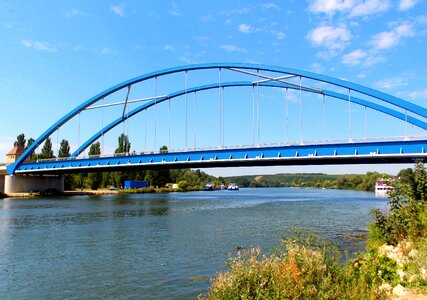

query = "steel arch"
[
  {"left": 71, "top": 81, "right": 427, "bottom": 158},
  {"left": 8, "top": 63, "right": 427, "bottom": 174}
]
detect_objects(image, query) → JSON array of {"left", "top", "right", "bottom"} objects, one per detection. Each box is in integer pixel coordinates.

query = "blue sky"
[{"left": 1, "top": 0, "right": 427, "bottom": 176}]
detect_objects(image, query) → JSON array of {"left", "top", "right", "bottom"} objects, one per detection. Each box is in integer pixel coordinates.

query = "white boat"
[
  {"left": 375, "top": 179, "right": 393, "bottom": 197},
  {"left": 227, "top": 183, "right": 239, "bottom": 191}
]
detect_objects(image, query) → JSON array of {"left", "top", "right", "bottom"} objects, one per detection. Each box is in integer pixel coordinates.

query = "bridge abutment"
[{"left": 4, "top": 175, "right": 64, "bottom": 195}]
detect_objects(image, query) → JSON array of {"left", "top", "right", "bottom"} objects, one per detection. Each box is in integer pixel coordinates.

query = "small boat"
[
  {"left": 204, "top": 183, "right": 214, "bottom": 191},
  {"left": 227, "top": 183, "right": 239, "bottom": 191}
]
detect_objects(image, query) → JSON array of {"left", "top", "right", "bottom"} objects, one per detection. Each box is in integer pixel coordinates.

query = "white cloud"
[
  {"left": 349, "top": 0, "right": 390, "bottom": 17},
  {"left": 65, "top": 9, "right": 87, "bottom": 18},
  {"left": 220, "top": 44, "right": 248, "bottom": 52},
  {"left": 399, "top": 0, "right": 418, "bottom": 11},
  {"left": 22, "top": 40, "right": 57, "bottom": 52},
  {"left": 306, "top": 25, "right": 352, "bottom": 50},
  {"left": 308, "top": 0, "right": 390, "bottom": 17},
  {"left": 238, "top": 23, "right": 253, "bottom": 33},
  {"left": 225, "top": 18, "right": 232, "bottom": 25},
  {"left": 308, "top": 0, "right": 353, "bottom": 15},
  {"left": 168, "top": 2, "right": 182, "bottom": 17},
  {"left": 374, "top": 76, "right": 409, "bottom": 90},
  {"left": 371, "top": 22, "right": 415, "bottom": 50},
  {"left": 407, "top": 89, "right": 427, "bottom": 99},
  {"left": 310, "top": 62, "right": 324, "bottom": 73},
  {"left": 164, "top": 45, "right": 174, "bottom": 51},
  {"left": 274, "top": 31, "right": 285, "bottom": 39},
  {"left": 262, "top": 2, "right": 280, "bottom": 9},
  {"left": 101, "top": 47, "right": 112, "bottom": 54},
  {"left": 200, "top": 15, "right": 214, "bottom": 22},
  {"left": 73, "top": 45, "right": 84, "bottom": 52},
  {"left": 110, "top": 5, "right": 124, "bottom": 17},
  {"left": 342, "top": 49, "right": 367, "bottom": 65},
  {"left": 363, "top": 54, "right": 385, "bottom": 66}
]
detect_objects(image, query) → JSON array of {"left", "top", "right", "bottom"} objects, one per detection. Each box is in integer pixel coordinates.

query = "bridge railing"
[{"left": 24, "top": 134, "right": 427, "bottom": 164}]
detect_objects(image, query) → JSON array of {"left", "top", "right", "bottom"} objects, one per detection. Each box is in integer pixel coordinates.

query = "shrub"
[
  {"left": 177, "top": 180, "right": 189, "bottom": 192},
  {"left": 371, "top": 161, "right": 427, "bottom": 245},
  {"left": 202, "top": 231, "right": 385, "bottom": 300}
]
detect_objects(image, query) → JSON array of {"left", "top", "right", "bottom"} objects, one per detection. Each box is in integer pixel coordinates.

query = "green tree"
[
  {"left": 40, "top": 137, "right": 54, "bottom": 159},
  {"left": 115, "top": 134, "right": 131, "bottom": 154},
  {"left": 144, "top": 146, "right": 172, "bottom": 187},
  {"left": 87, "top": 141, "right": 102, "bottom": 189},
  {"left": 145, "top": 169, "right": 171, "bottom": 188},
  {"left": 14, "top": 133, "right": 26, "bottom": 148},
  {"left": 25, "top": 137, "right": 36, "bottom": 160},
  {"left": 88, "top": 172, "right": 102, "bottom": 190},
  {"left": 58, "top": 139, "right": 71, "bottom": 158},
  {"left": 160, "top": 145, "right": 168, "bottom": 153},
  {"left": 89, "top": 141, "right": 101, "bottom": 156},
  {"left": 26, "top": 137, "right": 35, "bottom": 150},
  {"left": 76, "top": 173, "right": 86, "bottom": 190}
]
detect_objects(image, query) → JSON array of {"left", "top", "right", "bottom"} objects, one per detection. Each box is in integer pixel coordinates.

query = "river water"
[{"left": 0, "top": 188, "right": 387, "bottom": 299}]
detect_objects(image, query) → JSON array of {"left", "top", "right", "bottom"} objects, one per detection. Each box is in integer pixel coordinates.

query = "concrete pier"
[{"left": 4, "top": 175, "right": 64, "bottom": 195}]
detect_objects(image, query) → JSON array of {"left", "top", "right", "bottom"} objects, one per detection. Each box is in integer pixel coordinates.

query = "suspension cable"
[
  {"left": 252, "top": 84, "right": 255, "bottom": 145},
  {"left": 185, "top": 71, "right": 188, "bottom": 150},
  {"left": 154, "top": 76, "right": 157, "bottom": 151},
  {"left": 101, "top": 97, "right": 104, "bottom": 155},
  {"left": 221, "top": 86, "right": 224, "bottom": 147},
  {"left": 348, "top": 89, "right": 352, "bottom": 142},
  {"left": 168, "top": 98, "right": 171, "bottom": 150},
  {"left": 56, "top": 127, "right": 59, "bottom": 158},
  {"left": 323, "top": 93, "right": 326, "bottom": 141},
  {"left": 299, "top": 76, "right": 303, "bottom": 144},
  {"left": 194, "top": 92, "right": 197, "bottom": 150},
  {"left": 218, "top": 68, "right": 222, "bottom": 147},
  {"left": 257, "top": 70, "right": 260, "bottom": 145},
  {"left": 405, "top": 109, "right": 408, "bottom": 139},
  {"left": 285, "top": 88, "right": 289, "bottom": 144},
  {"left": 364, "top": 106, "right": 368, "bottom": 139},
  {"left": 77, "top": 112, "right": 81, "bottom": 154}
]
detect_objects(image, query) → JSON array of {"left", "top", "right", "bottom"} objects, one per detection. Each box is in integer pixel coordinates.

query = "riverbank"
[
  {"left": 202, "top": 163, "right": 427, "bottom": 299},
  {"left": 2, "top": 186, "right": 192, "bottom": 198}
]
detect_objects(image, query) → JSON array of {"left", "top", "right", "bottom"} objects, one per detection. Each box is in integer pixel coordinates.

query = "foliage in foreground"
[
  {"left": 203, "top": 162, "right": 427, "bottom": 299},
  {"left": 202, "top": 230, "right": 389, "bottom": 300},
  {"left": 370, "top": 161, "right": 427, "bottom": 246}
]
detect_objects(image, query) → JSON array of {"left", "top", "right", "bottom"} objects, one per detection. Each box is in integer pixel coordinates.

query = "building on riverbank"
[{"left": 6, "top": 144, "right": 25, "bottom": 165}]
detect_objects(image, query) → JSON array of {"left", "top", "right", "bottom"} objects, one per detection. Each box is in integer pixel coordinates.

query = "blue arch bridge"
[{"left": 4, "top": 63, "right": 427, "bottom": 193}]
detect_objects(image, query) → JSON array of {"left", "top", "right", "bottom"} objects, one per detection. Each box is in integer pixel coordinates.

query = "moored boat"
[{"left": 227, "top": 183, "right": 239, "bottom": 191}]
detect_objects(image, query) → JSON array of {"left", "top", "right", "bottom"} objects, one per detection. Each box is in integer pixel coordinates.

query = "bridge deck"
[{"left": 11, "top": 139, "right": 427, "bottom": 175}]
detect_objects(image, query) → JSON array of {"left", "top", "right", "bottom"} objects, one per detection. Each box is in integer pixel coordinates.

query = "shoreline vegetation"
[
  {"left": 0, "top": 170, "right": 398, "bottom": 199},
  {"left": 200, "top": 162, "right": 427, "bottom": 299}
]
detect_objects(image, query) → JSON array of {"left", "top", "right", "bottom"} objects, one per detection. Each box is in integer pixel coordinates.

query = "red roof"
[{"left": 7, "top": 144, "right": 25, "bottom": 155}]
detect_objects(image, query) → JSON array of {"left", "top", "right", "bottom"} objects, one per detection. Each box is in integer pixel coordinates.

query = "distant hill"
[{"left": 223, "top": 172, "right": 384, "bottom": 191}]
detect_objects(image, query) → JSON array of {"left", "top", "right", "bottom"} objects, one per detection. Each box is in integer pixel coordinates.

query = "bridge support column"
[{"left": 4, "top": 175, "right": 64, "bottom": 195}]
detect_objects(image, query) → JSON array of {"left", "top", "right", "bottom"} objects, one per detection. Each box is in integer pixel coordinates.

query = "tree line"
[{"left": 11, "top": 133, "right": 218, "bottom": 191}]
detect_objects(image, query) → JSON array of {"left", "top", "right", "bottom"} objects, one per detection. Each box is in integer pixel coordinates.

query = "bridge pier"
[{"left": 4, "top": 175, "right": 64, "bottom": 195}]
